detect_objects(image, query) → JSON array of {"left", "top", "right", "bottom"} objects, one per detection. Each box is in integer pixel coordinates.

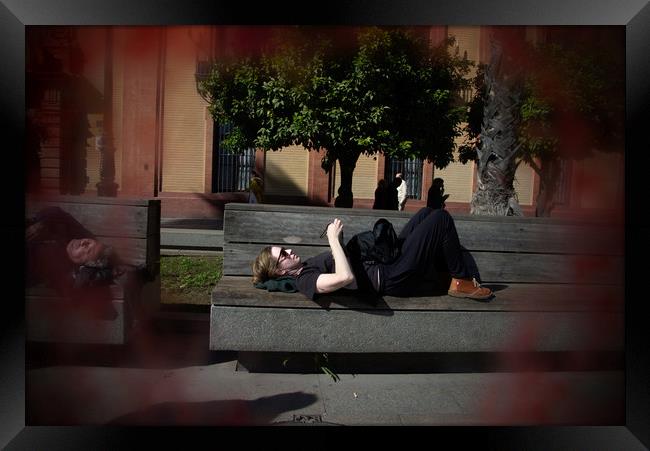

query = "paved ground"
[
  {"left": 25, "top": 313, "right": 625, "bottom": 427},
  {"left": 26, "top": 362, "right": 624, "bottom": 426}
]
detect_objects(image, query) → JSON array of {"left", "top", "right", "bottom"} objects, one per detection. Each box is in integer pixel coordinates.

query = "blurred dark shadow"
[
  {"left": 106, "top": 392, "right": 318, "bottom": 425},
  {"left": 483, "top": 284, "right": 508, "bottom": 293}
]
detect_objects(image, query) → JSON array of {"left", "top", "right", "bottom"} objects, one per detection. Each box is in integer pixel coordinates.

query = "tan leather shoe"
[{"left": 448, "top": 277, "right": 493, "bottom": 300}]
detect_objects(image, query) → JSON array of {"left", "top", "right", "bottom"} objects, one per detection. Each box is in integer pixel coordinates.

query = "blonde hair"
[{"left": 251, "top": 246, "right": 278, "bottom": 284}]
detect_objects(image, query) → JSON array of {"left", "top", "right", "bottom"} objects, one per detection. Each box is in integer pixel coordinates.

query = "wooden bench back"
[
  {"left": 26, "top": 195, "right": 161, "bottom": 277},
  {"left": 223, "top": 203, "right": 623, "bottom": 286}
]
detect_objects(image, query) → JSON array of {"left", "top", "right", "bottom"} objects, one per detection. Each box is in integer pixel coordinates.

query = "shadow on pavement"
[{"left": 107, "top": 392, "right": 318, "bottom": 425}]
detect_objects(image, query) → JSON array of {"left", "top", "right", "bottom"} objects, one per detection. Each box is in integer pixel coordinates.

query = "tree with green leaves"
[
  {"left": 199, "top": 28, "right": 472, "bottom": 207},
  {"left": 460, "top": 31, "right": 624, "bottom": 217}
]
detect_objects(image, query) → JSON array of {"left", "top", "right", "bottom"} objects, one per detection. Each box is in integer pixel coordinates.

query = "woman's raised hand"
[{"left": 326, "top": 218, "right": 343, "bottom": 241}]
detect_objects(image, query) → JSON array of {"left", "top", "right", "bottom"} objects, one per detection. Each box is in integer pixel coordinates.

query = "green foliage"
[
  {"left": 517, "top": 41, "right": 624, "bottom": 164},
  {"left": 518, "top": 81, "right": 558, "bottom": 163},
  {"left": 199, "top": 27, "right": 473, "bottom": 170},
  {"left": 459, "top": 37, "right": 624, "bottom": 171}
]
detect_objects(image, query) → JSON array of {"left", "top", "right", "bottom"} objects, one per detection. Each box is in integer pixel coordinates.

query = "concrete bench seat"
[
  {"left": 26, "top": 195, "right": 161, "bottom": 345},
  {"left": 210, "top": 203, "right": 624, "bottom": 366}
]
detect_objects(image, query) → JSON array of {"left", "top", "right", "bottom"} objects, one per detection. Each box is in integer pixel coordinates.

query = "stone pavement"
[
  {"left": 25, "top": 314, "right": 625, "bottom": 426},
  {"left": 161, "top": 218, "right": 223, "bottom": 255},
  {"left": 26, "top": 360, "right": 624, "bottom": 426}
]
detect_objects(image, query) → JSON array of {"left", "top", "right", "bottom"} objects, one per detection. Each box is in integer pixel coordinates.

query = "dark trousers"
[{"left": 380, "top": 207, "right": 469, "bottom": 296}]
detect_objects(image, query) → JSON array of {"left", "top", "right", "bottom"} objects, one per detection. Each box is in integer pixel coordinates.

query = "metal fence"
[
  {"left": 385, "top": 157, "right": 423, "bottom": 200},
  {"left": 213, "top": 124, "right": 256, "bottom": 193}
]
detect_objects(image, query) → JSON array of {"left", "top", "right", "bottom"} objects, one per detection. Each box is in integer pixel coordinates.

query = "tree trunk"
[
  {"left": 471, "top": 157, "right": 522, "bottom": 216},
  {"left": 470, "top": 40, "right": 523, "bottom": 217},
  {"left": 334, "top": 151, "right": 359, "bottom": 208},
  {"left": 535, "top": 156, "right": 562, "bottom": 217}
]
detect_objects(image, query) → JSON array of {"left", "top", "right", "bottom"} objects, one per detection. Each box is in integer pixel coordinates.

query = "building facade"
[{"left": 26, "top": 25, "right": 624, "bottom": 220}]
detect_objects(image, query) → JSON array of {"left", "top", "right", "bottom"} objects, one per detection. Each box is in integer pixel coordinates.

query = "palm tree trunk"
[{"left": 470, "top": 40, "right": 523, "bottom": 217}]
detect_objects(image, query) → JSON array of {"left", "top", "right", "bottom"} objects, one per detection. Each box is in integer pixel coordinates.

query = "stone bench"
[
  {"left": 26, "top": 195, "right": 160, "bottom": 345},
  {"left": 210, "top": 203, "right": 624, "bottom": 369}
]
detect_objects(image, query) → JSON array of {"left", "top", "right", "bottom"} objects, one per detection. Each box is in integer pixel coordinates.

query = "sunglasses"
[{"left": 275, "top": 247, "right": 289, "bottom": 266}]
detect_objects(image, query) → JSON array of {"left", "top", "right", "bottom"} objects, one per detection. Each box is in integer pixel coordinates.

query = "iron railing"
[
  {"left": 213, "top": 123, "right": 256, "bottom": 193},
  {"left": 385, "top": 157, "right": 423, "bottom": 200}
]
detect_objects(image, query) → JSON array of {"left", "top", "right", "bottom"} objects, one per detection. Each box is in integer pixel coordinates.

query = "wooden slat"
[
  {"left": 223, "top": 208, "right": 623, "bottom": 255},
  {"left": 26, "top": 195, "right": 154, "bottom": 207},
  {"left": 224, "top": 202, "right": 623, "bottom": 226},
  {"left": 473, "top": 252, "right": 623, "bottom": 285},
  {"left": 213, "top": 276, "right": 623, "bottom": 312},
  {"left": 26, "top": 200, "right": 150, "bottom": 238},
  {"left": 222, "top": 243, "right": 624, "bottom": 284}
]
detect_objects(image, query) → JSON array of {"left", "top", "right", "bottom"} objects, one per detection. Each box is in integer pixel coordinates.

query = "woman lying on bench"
[{"left": 251, "top": 207, "right": 493, "bottom": 301}]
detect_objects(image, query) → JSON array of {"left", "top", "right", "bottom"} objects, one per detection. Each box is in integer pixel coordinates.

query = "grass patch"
[{"left": 161, "top": 255, "right": 223, "bottom": 305}]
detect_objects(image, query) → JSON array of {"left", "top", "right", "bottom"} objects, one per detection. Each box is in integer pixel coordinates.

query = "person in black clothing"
[
  {"left": 26, "top": 206, "right": 125, "bottom": 295},
  {"left": 386, "top": 177, "right": 400, "bottom": 210},
  {"left": 427, "top": 177, "right": 449, "bottom": 210},
  {"left": 373, "top": 179, "right": 389, "bottom": 210},
  {"left": 251, "top": 207, "right": 492, "bottom": 301}
]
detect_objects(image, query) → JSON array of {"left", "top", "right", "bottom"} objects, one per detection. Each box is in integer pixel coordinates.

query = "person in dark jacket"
[
  {"left": 26, "top": 206, "right": 124, "bottom": 295},
  {"left": 427, "top": 177, "right": 449, "bottom": 210},
  {"left": 251, "top": 207, "right": 493, "bottom": 301},
  {"left": 386, "top": 177, "right": 399, "bottom": 210},
  {"left": 373, "top": 179, "right": 389, "bottom": 210}
]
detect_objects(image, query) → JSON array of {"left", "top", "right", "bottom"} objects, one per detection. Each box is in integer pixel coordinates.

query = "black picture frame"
[{"left": 2, "top": 0, "right": 649, "bottom": 448}]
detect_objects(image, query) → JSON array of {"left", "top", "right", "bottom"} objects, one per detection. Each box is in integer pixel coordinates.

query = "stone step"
[{"left": 161, "top": 228, "right": 224, "bottom": 251}]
